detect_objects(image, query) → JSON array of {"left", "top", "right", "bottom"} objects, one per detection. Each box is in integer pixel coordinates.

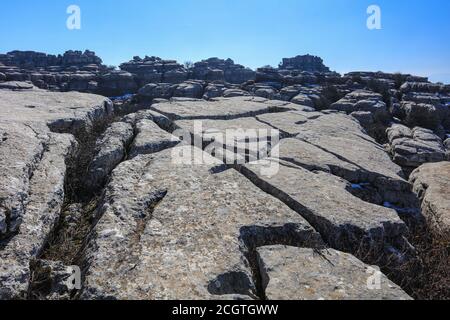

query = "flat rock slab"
[
  {"left": 82, "top": 146, "right": 324, "bottom": 300},
  {"left": 0, "top": 133, "right": 76, "bottom": 299},
  {"left": 256, "top": 110, "right": 323, "bottom": 136},
  {"left": 410, "top": 162, "right": 450, "bottom": 229},
  {"left": 240, "top": 159, "right": 410, "bottom": 264},
  {"left": 257, "top": 245, "right": 411, "bottom": 300},
  {"left": 150, "top": 96, "right": 300, "bottom": 120}
]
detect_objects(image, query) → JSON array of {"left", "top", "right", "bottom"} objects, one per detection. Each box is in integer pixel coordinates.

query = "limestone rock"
[
  {"left": 239, "top": 159, "right": 411, "bottom": 266},
  {"left": 387, "top": 124, "right": 446, "bottom": 169},
  {"left": 279, "top": 55, "right": 331, "bottom": 73},
  {"left": 137, "top": 83, "right": 174, "bottom": 101},
  {"left": 330, "top": 90, "right": 388, "bottom": 121},
  {"left": 257, "top": 245, "right": 412, "bottom": 300},
  {"left": 128, "top": 119, "right": 180, "bottom": 159},
  {"left": 399, "top": 101, "right": 447, "bottom": 130},
  {"left": 0, "top": 133, "right": 77, "bottom": 299},
  {"left": 173, "top": 81, "right": 204, "bottom": 99},
  {"left": 86, "top": 122, "right": 134, "bottom": 190},
  {"left": 150, "top": 96, "right": 297, "bottom": 121},
  {"left": 81, "top": 146, "right": 324, "bottom": 300},
  {"left": 409, "top": 162, "right": 450, "bottom": 230}
]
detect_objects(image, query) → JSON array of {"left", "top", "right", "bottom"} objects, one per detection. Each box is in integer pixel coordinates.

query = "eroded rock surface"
[
  {"left": 257, "top": 245, "right": 411, "bottom": 300},
  {"left": 81, "top": 146, "right": 324, "bottom": 300},
  {"left": 387, "top": 124, "right": 446, "bottom": 170},
  {"left": 409, "top": 162, "right": 450, "bottom": 230},
  {"left": 0, "top": 90, "right": 418, "bottom": 300}
]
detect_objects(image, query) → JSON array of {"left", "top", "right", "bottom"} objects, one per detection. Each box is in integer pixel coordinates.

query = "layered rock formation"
[
  {"left": 1, "top": 85, "right": 417, "bottom": 300},
  {"left": 0, "top": 50, "right": 449, "bottom": 301}
]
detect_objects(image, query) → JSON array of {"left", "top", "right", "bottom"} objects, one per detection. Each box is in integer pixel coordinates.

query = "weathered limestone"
[
  {"left": 86, "top": 122, "right": 134, "bottom": 190},
  {"left": 330, "top": 90, "right": 388, "bottom": 121},
  {"left": 0, "top": 133, "right": 76, "bottom": 299},
  {"left": 387, "top": 124, "right": 446, "bottom": 169},
  {"left": 257, "top": 245, "right": 412, "bottom": 300},
  {"left": 239, "top": 159, "right": 411, "bottom": 266},
  {"left": 81, "top": 146, "right": 324, "bottom": 300},
  {"left": 150, "top": 97, "right": 297, "bottom": 121},
  {"left": 128, "top": 119, "right": 180, "bottom": 159},
  {"left": 0, "top": 89, "right": 113, "bottom": 131},
  {"left": 0, "top": 88, "right": 113, "bottom": 298},
  {"left": 409, "top": 162, "right": 450, "bottom": 230}
]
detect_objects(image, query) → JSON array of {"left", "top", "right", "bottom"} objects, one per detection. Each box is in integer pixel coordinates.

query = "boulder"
[
  {"left": 257, "top": 245, "right": 411, "bottom": 300},
  {"left": 191, "top": 58, "right": 255, "bottom": 84},
  {"left": 398, "top": 101, "right": 447, "bottom": 130},
  {"left": 81, "top": 146, "right": 324, "bottom": 299},
  {"left": 290, "top": 93, "right": 315, "bottom": 108},
  {"left": 128, "top": 119, "right": 180, "bottom": 159},
  {"left": 137, "top": 83, "right": 174, "bottom": 101},
  {"left": 223, "top": 88, "right": 250, "bottom": 98},
  {"left": 330, "top": 90, "right": 388, "bottom": 120},
  {"left": 409, "top": 162, "right": 450, "bottom": 230},
  {"left": 387, "top": 124, "right": 446, "bottom": 169},
  {"left": 173, "top": 81, "right": 204, "bottom": 99}
]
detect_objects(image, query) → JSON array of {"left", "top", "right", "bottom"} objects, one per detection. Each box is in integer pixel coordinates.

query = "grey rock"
[
  {"left": 0, "top": 81, "right": 37, "bottom": 91},
  {"left": 409, "top": 162, "right": 450, "bottom": 230},
  {"left": 239, "top": 158, "right": 412, "bottom": 266},
  {"left": 150, "top": 96, "right": 297, "bottom": 121},
  {"left": 290, "top": 93, "right": 315, "bottom": 108},
  {"left": 81, "top": 146, "right": 324, "bottom": 299},
  {"left": 330, "top": 90, "right": 387, "bottom": 121},
  {"left": 445, "top": 138, "right": 450, "bottom": 160},
  {"left": 128, "top": 119, "right": 180, "bottom": 159},
  {"left": 202, "top": 83, "right": 228, "bottom": 100},
  {"left": 387, "top": 124, "right": 446, "bottom": 168},
  {"left": 399, "top": 101, "right": 447, "bottom": 130},
  {"left": 0, "top": 133, "right": 76, "bottom": 299},
  {"left": 28, "top": 259, "right": 75, "bottom": 300},
  {"left": 173, "top": 81, "right": 204, "bottom": 99},
  {"left": 138, "top": 83, "right": 174, "bottom": 100},
  {"left": 191, "top": 58, "right": 255, "bottom": 84},
  {"left": 257, "top": 245, "right": 412, "bottom": 300},
  {"left": 223, "top": 88, "right": 250, "bottom": 98},
  {"left": 98, "top": 71, "right": 138, "bottom": 96},
  {"left": 279, "top": 55, "right": 331, "bottom": 73},
  {"left": 86, "top": 122, "right": 134, "bottom": 190}
]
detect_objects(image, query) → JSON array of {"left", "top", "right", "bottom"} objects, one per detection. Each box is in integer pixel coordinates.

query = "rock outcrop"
[
  {"left": 387, "top": 124, "right": 446, "bottom": 170},
  {"left": 190, "top": 57, "right": 256, "bottom": 84},
  {"left": 279, "top": 55, "right": 331, "bottom": 73},
  {"left": 409, "top": 162, "right": 450, "bottom": 230},
  {"left": 0, "top": 87, "right": 415, "bottom": 300},
  {"left": 2, "top": 50, "right": 450, "bottom": 301}
]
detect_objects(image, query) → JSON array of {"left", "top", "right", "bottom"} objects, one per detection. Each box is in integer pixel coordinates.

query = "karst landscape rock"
[{"left": 0, "top": 51, "right": 449, "bottom": 300}]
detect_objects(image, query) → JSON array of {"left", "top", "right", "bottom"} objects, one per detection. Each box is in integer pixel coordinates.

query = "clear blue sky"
[{"left": 1, "top": 0, "right": 449, "bottom": 83}]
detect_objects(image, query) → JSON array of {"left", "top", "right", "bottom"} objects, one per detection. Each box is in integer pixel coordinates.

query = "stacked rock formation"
[{"left": 190, "top": 57, "right": 256, "bottom": 83}]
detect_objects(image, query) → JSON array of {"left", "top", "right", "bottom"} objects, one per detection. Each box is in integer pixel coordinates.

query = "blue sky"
[{"left": 1, "top": 0, "right": 449, "bottom": 82}]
